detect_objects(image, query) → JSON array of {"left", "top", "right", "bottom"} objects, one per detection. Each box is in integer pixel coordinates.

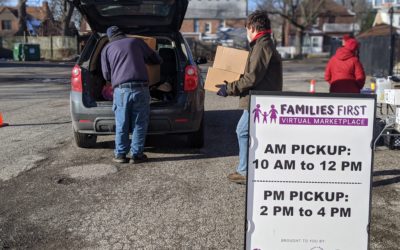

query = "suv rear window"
[
  {"left": 156, "top": 37, "right": 187, "bottom": 61},
  {"left": 95, "top": 1, "right": 174, "bottom": 17}
]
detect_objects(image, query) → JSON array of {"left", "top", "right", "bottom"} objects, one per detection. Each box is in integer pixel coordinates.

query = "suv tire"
[
  {"left": 73, "top": 129, "right": 97, "bottom": 148},
  {"left": 187, "top": 118, "right": 204, "bottom": 148}
]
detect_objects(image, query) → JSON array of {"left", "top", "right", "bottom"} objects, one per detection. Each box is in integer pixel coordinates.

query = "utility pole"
[{"left": 389, "top": 6, "right": 394, "bottom": 76}]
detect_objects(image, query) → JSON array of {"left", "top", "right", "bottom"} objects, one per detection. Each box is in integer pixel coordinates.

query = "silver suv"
[{"left": 70, "top": 0, "right": 205, "bottom": 148}]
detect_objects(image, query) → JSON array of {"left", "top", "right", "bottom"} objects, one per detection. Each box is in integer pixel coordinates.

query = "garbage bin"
[
  {"left": 13, "top": 43, "right": 22, "bottom": 61},
  {"left": 13, "top": 43, "right": 40, "bottom": 61}
]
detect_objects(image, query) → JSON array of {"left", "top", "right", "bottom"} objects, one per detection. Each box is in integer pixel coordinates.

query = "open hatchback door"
[{"left": 72, "top": 0, "right": 188, "bottom": 33}]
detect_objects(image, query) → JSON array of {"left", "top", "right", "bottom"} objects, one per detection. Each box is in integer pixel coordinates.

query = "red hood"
[{"left": 335, "top": 47, "right": 355, "bottom": 60}]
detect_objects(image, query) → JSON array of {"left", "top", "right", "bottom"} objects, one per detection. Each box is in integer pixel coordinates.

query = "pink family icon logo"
[
  {"left": 269, "top": 104, "right": 278, "bottom": 123},
  {"left": 252, "top": 104, "right": 278, "bottom": 124}
]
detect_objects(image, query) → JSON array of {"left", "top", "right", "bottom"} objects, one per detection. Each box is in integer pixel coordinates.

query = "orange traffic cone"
[
  {"left": 309, "top": 79, "right": 316, "bottom": 93},
  {"left": 0, "top": 112, "right": 9, "bottom": 128}
]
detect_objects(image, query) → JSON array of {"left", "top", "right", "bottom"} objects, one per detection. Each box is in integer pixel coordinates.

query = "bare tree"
[
  {"left": 257, "top": 0, "right": 326, "bottom": 57},
  {"left": 15, "top": 0, "right": 28, "bottom": 36},
  {"left": 43, "top": 1, "right": 54, "bottom": 21},
  {"left": 352, "top": 0, "right": 372, "bottom": 31},
  {"left": 338, "top": 0, "right": 356, "bottom": 12},
  {"left": 48, "top": 0, "right": 79, "bottom": 36},
  {"left": 61, "top": 0, "right": 75, "bottom": 36},
  {"left": 336, "top": 0, "right": 372, "bottom": 29}
]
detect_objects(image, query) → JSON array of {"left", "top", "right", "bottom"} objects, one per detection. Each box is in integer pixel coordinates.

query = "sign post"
[{"left": 246, "top": 92, "right": 376, "bottom": 250}]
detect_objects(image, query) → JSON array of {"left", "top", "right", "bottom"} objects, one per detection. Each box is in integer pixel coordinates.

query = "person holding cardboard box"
[
  {"left": 101, "top": 26, "right": 162, "bottom": 164},
  {"left": 216, "top": 11, "right": 283, "bottom": 184}
]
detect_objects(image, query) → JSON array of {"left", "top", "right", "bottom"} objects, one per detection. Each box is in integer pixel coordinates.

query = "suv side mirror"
[{"left": 196, "top": 57, "right": 207, "bottom": 65}]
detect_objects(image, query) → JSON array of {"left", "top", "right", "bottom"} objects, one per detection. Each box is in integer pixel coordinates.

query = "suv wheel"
[
  {"left": 187, "top": 118, "right": 204, "bottom": 148},
  {"left": 73, "top": 129, "right": 97, "bottom": 148}
]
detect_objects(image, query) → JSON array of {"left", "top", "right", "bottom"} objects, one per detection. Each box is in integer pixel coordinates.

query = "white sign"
[{"left": 246, "top": 92, "right": 375, "bottom": 250}]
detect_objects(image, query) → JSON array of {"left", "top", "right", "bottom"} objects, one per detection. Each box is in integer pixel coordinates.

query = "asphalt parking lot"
[{"left": 0, "top": 59, "right": 399, "bottom": 249}]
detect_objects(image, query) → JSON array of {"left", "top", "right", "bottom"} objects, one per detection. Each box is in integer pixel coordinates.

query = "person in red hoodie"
[{"left": 325, "top": 38, "right": 366, "bottom": 93}]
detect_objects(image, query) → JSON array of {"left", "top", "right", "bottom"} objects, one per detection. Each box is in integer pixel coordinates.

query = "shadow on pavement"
[
  {"left": 0, "top": 61, "right": 74, "bottom": 68},
  {"left": 373, "top": 169, "right": 400, "bottom": 187},
  {"left": 94, "top": 109, "right": 242, "bottom": 161},
  {"left": 0, "top": 77, "right": 70, "bottom": 103},
  {"left": 7, "top": 121, "right": 71, "bottom": 127},
  {"left": 0, "top": 78, "right": 70, "bottom": 84}
]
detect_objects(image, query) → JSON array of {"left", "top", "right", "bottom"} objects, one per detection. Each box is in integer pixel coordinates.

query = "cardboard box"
[
  {"left": 384, "top": 89, "right": 400, "bottom": 105},
  {"left": 130, "top": 35, "right": 157, "bottom": 50},
  {"left": 205, "top": 46, "right": 249, "bottom": 92},
  {"left": 396, "top": 107, "right": 400, "bottom": 125},
  {"left": 385, "top": 89, "right": 395, "bottom": 104},
  {"left": 205, "top": 68, "right": 242, "bottom": 92},
  {"left": 213, "top": 46, "right": 248, "bottom": 73},
  {"left": 129, "top": 35, "right": 160, "bottom": 86},
  {"left": 146, "top": 64, "right": 160, "bottom": 87}
]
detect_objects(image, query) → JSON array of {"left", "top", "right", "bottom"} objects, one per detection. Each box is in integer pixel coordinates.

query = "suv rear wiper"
[{"left": 127, "top": 28, "right": 151, "bottom": 34}]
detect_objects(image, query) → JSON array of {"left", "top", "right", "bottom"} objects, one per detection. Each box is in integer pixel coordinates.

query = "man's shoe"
[
  {"left": 130, "top": 154, "right": 148, "bottom": 164},
  {"left": 113, "top": 155, "right": 128, "bottom": 163},
  {"left": 228, "top": 172, "right": 246, "bottom": 184}
]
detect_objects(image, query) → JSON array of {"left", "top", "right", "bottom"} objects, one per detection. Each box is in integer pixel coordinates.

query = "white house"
[
  {"left": 373, "top": 9, "right": 400, "bottom": 28},
  {"left": 372, "top": 0, "right": 400, "bottom": 28}
]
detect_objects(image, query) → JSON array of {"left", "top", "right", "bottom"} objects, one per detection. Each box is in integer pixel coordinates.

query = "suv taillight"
[
  {"left": 184, "top": 65, "right": 198, "bottom": 91},
  {"left": 71, "top": 65, "right": 82, "bottom": 92}
]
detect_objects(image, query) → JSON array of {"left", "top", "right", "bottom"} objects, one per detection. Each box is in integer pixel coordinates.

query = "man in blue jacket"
[{"left": 101, "top": 26, "right": 162, "bottom": 163}]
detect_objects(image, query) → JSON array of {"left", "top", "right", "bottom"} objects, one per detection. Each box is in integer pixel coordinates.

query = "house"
[
  {"left": 0, "top": 1, "right": 52, "bottom": 36},
  {"left": 180, "top": 0, "right": 248, "bottom": 43},
  {"left": 282, "top": 0, "right": 359, "bottom": 54},
  {"left": 359, "top": 23, "right": 400, "bottom": 38},
  {"left": 79, "top": 0, "right": 248, "bottom": 47},
  {"left": 373, "top": 9, "right": 400, "bottom": 28},
  {"left": 360, "top": 0, "right": 400, "bottom": 75},
  {"left": 372, "top": 0, "right": 400, "bottom": 11},
  {"left": 0, "top": 7, "right": 18, "bottom": 36}
]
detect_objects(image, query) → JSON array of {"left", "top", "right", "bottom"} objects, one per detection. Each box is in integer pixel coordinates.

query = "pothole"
[
  {"left": 62, "top": 164, "right": 118, "bottom": 180},
  {"left": 55, "top": 177, "right": 75, "bottom": 185}
]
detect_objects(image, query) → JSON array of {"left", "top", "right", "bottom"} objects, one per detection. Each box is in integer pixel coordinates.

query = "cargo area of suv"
[
  {"left": 70, "top": 0, "right": 205, "bottom": 149},
  {"left": 82, "top": 35, "right": 183, "bottom": 107}
]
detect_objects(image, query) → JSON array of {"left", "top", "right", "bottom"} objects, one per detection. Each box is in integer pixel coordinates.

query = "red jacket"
[{"left": 325, "top": 41, "right": 366, "bottom": 93}]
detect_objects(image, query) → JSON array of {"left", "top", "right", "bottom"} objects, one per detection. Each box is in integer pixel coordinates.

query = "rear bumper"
[{"left": 70, "top": 92, "right": 204, "bottom": 135}]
